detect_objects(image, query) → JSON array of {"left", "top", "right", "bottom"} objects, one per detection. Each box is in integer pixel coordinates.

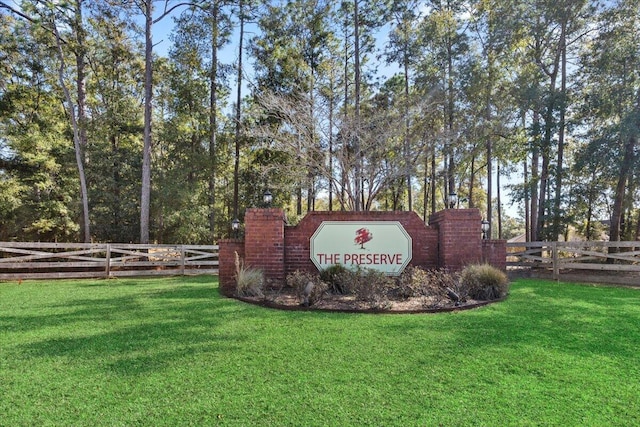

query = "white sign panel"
[{"left": 310, "top": 221, "right": 412, "bottom": 275}]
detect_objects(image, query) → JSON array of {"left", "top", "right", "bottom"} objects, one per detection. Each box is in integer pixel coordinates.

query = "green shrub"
[
  {"left": 234, "top": 251, "right": 264, "bottom": 297},
  {"left": 459, "top": 264, "right": 509, "bottom": 300},
  {"left": 319, "top": 264, "right": 351, "bottom": 294},
  {"left": 286, "top": 270, "right": 327, "bottom": 306}
]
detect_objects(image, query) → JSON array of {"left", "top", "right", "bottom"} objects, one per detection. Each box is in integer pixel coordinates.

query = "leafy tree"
[
  {"left": 3, "top": 0, "right": 640, "bottom": 246},
  {"left": 85, "top": 3, "right": 144, "bottom": 242},
  {"left": 384, "top": 0, "right": 423, "bottom": 211},
  {"left": 513, "top": 0, "right": 592, "bottom": 240},
  {"left": 0, "top": 3, "right": 82, "bottom": 241},
  {"left": 575, "top": 0, "right": 640, "bottom": 242},
  {"left": 1, "top": 0, "right": 94, "bottom": 241},
  {"left": 416, "top": 0, "right": 470, "bottom": 204},
  {"left": 250, "top": 0, "right": 334, "bottom": 214}
]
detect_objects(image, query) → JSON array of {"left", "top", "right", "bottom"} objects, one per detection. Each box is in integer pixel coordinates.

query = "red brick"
[{"left": 219, "top": 208, "right": 504, "bottom": 288}]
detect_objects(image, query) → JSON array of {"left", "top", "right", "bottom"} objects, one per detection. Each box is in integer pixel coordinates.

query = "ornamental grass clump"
[
  {"left": 459, "top": 264, "right": 510, "bottom": 301},
  {"left": 234, "top": 251, "right": 264, "bottom": 298}
]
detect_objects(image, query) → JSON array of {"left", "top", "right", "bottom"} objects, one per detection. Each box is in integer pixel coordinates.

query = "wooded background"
[{"left": 1, "top": 0, "right": 638, "bottom": 245}]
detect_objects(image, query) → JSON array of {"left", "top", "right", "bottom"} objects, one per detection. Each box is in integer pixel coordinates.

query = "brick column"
[
  {"left": 218, "top": 239, "right": 245, "bottom": 296},
  {"left": 244, "top": 208, "right": 286, "bottom": 284},
  {"left": 429, "top": 209, "right": 483, "bottom": 271},
  {"left": 482, "top": 239, "right": 507, "bottom": 271}
]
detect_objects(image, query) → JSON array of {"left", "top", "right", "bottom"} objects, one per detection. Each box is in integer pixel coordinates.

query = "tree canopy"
[{"left": 1, "top": 0, "right": 639, "bottom": 243}]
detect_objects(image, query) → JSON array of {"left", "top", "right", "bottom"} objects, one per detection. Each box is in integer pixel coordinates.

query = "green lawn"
[{"left": 1, "top": 276, "right": 638, "bottom": 426}]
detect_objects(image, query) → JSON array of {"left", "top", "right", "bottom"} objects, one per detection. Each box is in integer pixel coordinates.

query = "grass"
[{"left": 1, "top": 276, "right": 639, "bottom": 426}]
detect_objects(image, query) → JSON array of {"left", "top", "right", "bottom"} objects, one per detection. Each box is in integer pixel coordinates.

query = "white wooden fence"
[
  {"left": 507, "top": 241, "right": 640, "bottom": 285},
  {"left": 0, "top": 242, "right": 219, "bottom": 280}
]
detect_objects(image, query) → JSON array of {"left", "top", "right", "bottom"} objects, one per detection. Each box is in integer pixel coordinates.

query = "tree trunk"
[
  {"left": 536, "top": 142, "right": 550, "bottom": 241},
  {"left": 353, "top": 0, "right": 362, "bottom": 211},
  {"left": 610, "top": 135, "right": 636, "bottom": 242},
  {"left": 486, "top": 136, "right": 492, "bottom": 227},
  {"left": 403, "top": 44, "right": 411, "bottom": 211},
  {"left": 469, "top": 155, "right": 475, "bottom": 208},
  {"left": 552, "top": 19, "right": 568, "bottom": 239},
  {"left": 423, "top": 152, "right": 429, "bottom": 222},
  {"left": 536, "top": 87, "right": 555, "bottom": 241},
  {"left": 522, "top": 111, "right": 530, "bottom": 241},
  {"left": 208, "top": 2, "right": 219, "bottom": 241},
  {"left": 497, "top": 162, "right": 502, "bottom": 239},
  {"left": 140, "top": 0, "right": 153, "bottom": 244},
  {"left": 53, "top": 10, "right": 91, "bottom": 243},
  {"left": 341, "top": 11, "right": 349, "bottom": 212},
  {"left": 485, "top": 8, "right": 495, "bottom": 237},
  {"left": 233, "top": 0, "right": 244, "bottom": 220},
  {"left": 329, "top": 72, "right": 334, "bottom": 211},
  {"left": 586, "top": 178, "right": 594, "bottom": 241},
  {"left": 446, "top": 23, "right": 455, "bottom": 201},
  {"left": 74, "top": 0, "right": 90, "bottom": 242},
  {"left": 430, "top": 145, "right": 436, "bottom": 215},
  {"left": 530, "top": 110, "right": 540, "bottom": 241},
  {"left": 524, "top": 158, "right": 530, "bottom": 242}
]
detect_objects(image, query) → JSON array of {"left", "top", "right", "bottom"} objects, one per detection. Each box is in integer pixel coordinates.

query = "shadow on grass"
[
  {"left": 6, "top": 277, "right": 640, "bottom": 377},
  {"left": 5, "top": 278, "right": 274, "bottom": 376},
  {"left": 379, "top": 279, "right": 640, "bottom": 361}
]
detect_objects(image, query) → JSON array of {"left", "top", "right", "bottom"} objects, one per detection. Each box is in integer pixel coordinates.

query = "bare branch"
[{"left": 153, "top": 0, "right": 204, "bottom": 24}]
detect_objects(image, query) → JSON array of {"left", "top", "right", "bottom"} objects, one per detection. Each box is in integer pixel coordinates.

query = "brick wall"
[
  {"left": 284, "top": 211, "right": 439, "bottom": 276},
  {"left": 218, "top": 239, "right": 244, "bottom": 296},
  {"left": 429, "top": 209, "right": 483, "bottom": 271},
  {"left": 482, "top": 239, "right": 507, "bottom": 271},
  {"left": 218, "top": 207, "right": 505, "bottom": 293},
  {"left": 244, "top": 208, "right": 286, "bottom": 284}
]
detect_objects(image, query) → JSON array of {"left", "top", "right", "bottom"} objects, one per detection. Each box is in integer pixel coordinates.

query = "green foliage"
[
  {"left": 234, "top": 251, "right": 264, "bottom": 297},
  {"left": 459, "top": 264, "right": 510, "bottom": 301},
  {"left": 0, "top": 176, "right": 24, "bottom": 240},
  {"left": 84, "top": 11, "right": 144, "bottom": 242},
  {"left": 2, "top": 0, "right": 640, "bottom": 244}
]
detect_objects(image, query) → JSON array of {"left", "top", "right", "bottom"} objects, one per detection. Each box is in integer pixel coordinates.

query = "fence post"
[
  {"left": 552, "top": 242, "right": 559, "bottom": 280},
  {"left": 180, "top": 245, "right": 185, "bottom": 275},
  {"left": 105, "top": 243, "right": 111, "bottom": 278}
]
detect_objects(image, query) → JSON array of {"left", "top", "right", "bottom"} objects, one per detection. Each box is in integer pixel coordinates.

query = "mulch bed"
[{"left": 231, "top": 288, "right": 504, "bottom": 314}]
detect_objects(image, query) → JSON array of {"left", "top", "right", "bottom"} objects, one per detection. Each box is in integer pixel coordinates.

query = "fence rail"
[
  {"left": 507, "top": 241, "right": 640, "bottom": 285},
  {"left": 0, "top": 242, "right": 219, "bottom": 280},
  {"left": 3, "top": 241, "right": 638, "bottom": 284}
]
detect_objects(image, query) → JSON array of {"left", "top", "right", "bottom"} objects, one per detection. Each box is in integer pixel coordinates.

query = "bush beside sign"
[{"left": 310, "top": 221, "right": 412, "bottom": 275}]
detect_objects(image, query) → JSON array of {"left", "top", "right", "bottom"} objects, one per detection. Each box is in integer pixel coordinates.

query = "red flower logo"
[{"left": 354, "top": 228, "right": 373, "bottom": 249}]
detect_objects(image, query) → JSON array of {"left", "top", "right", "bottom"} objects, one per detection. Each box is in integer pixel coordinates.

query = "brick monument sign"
[{"left": 218, "top": 208, "right": 506, "bottom": 296}]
